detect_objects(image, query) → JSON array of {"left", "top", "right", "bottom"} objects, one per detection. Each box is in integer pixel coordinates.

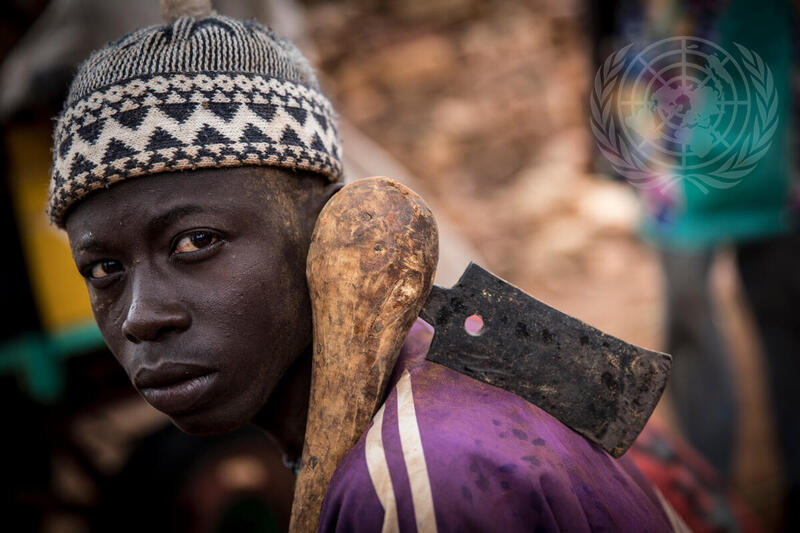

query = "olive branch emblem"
[{"left": 590, "top": 39, "right": 779, "bottom": 192}]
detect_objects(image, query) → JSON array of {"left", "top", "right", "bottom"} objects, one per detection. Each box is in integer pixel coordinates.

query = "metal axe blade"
[{"left": 418, "top": 262, "right": 671, "bottom": 457}]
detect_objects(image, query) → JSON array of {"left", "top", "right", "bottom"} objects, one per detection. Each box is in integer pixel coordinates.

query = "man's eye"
[
  {"left": 173, "top": 231, "right": 219, "bottom": 254},
  {"left": 89, "top": 260, "right": 122, "bottom": 279}
]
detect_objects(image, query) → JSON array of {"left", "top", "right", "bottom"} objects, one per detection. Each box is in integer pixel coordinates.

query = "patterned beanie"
[{"left": 48, "top": 12, "right": 342, "bottom": 227}]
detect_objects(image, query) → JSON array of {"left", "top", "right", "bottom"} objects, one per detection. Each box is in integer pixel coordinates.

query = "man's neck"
[{"left": 251, "top": 346, "right": 312, "bottom": 467}]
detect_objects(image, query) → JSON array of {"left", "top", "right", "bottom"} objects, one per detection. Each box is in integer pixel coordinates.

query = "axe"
[{"left": 290, "top": 177, "right": 671, "bottom": 532}]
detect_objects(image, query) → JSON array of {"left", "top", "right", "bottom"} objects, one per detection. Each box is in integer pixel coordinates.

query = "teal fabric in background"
[{"left": 641, "top": 0, "right": 797, "bottom": 249}]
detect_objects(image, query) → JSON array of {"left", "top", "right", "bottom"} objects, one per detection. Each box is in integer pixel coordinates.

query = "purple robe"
[{"left": 318, "top": 320, "right": 677, "bottom": 532}]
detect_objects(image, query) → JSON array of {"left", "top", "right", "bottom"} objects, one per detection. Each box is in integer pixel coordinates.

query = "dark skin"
[{"left": 65, "top": 166, "right": 340, "bottom": 462}]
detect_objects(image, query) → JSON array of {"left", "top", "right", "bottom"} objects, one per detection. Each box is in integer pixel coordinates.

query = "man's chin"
[{"left": 167, "top": 409, "right": 248, "bottom": 436}]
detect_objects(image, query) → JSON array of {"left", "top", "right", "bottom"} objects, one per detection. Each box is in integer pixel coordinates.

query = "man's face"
[{"left": 65, "top": 167, "right": 320, "bottom": 434}]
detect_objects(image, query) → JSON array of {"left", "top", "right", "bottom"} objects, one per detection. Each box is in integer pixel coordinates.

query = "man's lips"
[{"left": 133, "top": 362, "right": 219, "bottom": 414}]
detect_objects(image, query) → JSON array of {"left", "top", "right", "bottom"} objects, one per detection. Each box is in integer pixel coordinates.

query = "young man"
[{"left": 53, "top": 9, "right": 679, "bottom": 532}]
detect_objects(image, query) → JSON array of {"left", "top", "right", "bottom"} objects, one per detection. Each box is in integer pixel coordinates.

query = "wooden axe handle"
[{"left": 289, "top": 177, "right": 439, "bottom": 532}]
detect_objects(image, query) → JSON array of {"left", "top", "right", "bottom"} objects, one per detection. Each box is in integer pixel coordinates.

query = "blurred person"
[
  {"left": 47, "top": 0, "right": 685, "bottom": 530},
  {"left": 616, "top": 0, "right": 799, "bottom": 527},
  {"left": 630, "top": 421, "right": 764, "bottom": 533}
]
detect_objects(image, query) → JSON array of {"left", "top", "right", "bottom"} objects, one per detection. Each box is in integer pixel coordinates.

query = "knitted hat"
[{"left": 48, "top": 8, "right": 342, "bottom": 227}]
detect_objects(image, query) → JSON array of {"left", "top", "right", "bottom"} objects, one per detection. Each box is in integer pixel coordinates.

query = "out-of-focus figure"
[{"left": 613, "top": 0, "right": 799, "bottom": 529}]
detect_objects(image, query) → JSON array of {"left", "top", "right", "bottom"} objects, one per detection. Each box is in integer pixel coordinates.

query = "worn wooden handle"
[{"left": 289, "top": 177, "right": 439, "bottom": 532}]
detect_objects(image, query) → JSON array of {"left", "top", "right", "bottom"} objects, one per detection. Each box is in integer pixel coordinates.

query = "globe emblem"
[
  {"left": 620, "top": 37, "right": 749, "bottom": 171},
  {"left": 591, "top": 36, "right": 778, "bottom": 190}
]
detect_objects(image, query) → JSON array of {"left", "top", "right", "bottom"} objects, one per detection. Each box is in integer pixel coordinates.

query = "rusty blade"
[{"left": 418, "top": 263, "right": 671, "bottom": 457}]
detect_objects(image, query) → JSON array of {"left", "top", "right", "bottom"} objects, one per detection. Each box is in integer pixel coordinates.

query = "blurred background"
[{"left": 1, "top": 0, "right": 797, "bottom": 532}]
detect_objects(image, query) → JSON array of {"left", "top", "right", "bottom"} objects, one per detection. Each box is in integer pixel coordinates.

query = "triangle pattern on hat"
[
  {"left": 208, "top": 101, "right": 241, "bottom": 122},
  {"left": 146, "top": 151, "right": 167, "bottom": 165},
  {"left": 51, "top": 74, "right": 345, "bottom": 225},
  {"left": 59, "top": 135, "right": 74, "bottom": 158},
  {"left": 115, "top": 107, "right": 148, "bottom": 130},
  {"left": 159, "top": 102, "right": 198, "bottom": 124},
  {"left": 194, "top": 124, "right": 233, "bottom": 145},
  {"left": 147, "top": 127, "right": 186, "bottom": 151},
  {"left": 77, "top": 119, "right": 106, "bottom": 143},
  {"left": 103, "top": 139, "right": 137, "bottom": 163},
  {"left": 248, "top": 103, "right": 278, "bottom": 121},
  {"left": 280, "top": 126, "right": 303, "bottom": 146},
  {"left": 240, "top": 124, "right": 272, "bottom": 144},
  {"left": 310, "top": 133, "right": 326, "bottom": 152},
  {"left": 286, "top": 107, "right": 307, "bottom": 125},
  {"left": 172, "top": 147, "right": 191, "bottom": 161},
  {"left": 71, "top": 153, "right": 96, "bottom": 175},
  {"left": 53, "top": 170, "right": 66, "bottom": 189},
  {"left": 312, "top": 112, "right": 328, "bottom": 132}
]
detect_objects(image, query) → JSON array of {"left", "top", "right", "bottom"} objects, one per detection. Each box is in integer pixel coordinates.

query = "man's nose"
[{"left": 121, "top": 275, "right": 191, "bottom": 343}]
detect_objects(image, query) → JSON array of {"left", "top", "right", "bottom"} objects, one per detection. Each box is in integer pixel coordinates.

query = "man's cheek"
[{"left": 90, "top": 298, "right": 126, "bottom": 351}]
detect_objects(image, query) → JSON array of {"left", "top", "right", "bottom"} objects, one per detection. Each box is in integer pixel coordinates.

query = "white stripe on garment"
[
  {"left": 654, "top": 487, "right": 693, "bottom": 533},
  {"left": 365, "top": 403, "right": 399, "bottom": 533},
  {"left": 396, "top": 370, "right": 438, "bottom": 533}
]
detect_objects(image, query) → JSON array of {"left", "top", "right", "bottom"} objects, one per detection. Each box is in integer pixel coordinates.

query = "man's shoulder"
[{"left": 319, "top": 362, "right": 673, "bottom": 532}]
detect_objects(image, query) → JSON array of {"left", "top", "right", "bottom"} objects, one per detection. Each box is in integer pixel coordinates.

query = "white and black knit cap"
[{"left": 48, "top": 4, "right": 342, "bottom": 227}]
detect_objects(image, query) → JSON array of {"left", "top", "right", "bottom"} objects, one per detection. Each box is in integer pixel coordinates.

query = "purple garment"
[{"left": 318, "top": 320, "right": 674, "bottom": 532}]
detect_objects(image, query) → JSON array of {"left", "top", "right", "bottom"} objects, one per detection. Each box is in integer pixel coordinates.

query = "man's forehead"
[
  {"left": 64, "top": 168, "right": 283, "bottom": 236},
  {"left": 69, "top": 229, "right": 99, "bottom": 255}
]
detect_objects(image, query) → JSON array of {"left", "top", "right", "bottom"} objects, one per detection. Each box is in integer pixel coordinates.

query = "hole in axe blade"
[{"left": 464, "top": 314, "right": 485, "bottom": 336}]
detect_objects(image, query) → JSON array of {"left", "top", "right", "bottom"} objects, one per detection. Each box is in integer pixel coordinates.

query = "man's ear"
[
  {"left": 311, "top": 181, "right": 344, "bottom": 217},
  {"left": 321, "top": 181, "right": 344, "bottom": 205},
  {"left": 302, "top": 180, "right": 344, "bottom": 241}
]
